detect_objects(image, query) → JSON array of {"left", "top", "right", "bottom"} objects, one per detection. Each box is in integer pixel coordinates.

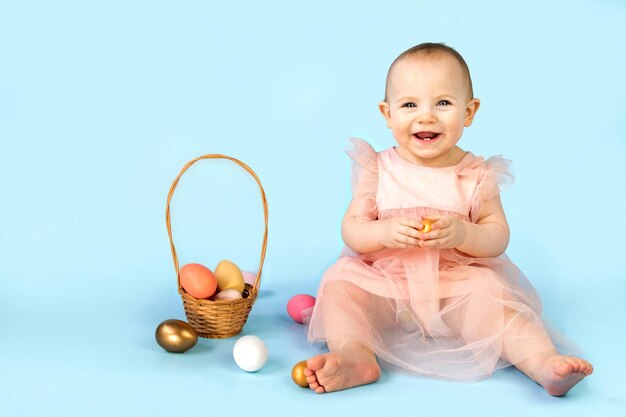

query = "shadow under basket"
[{"left": 166, "top": 153, "right": 269, "bottom": 339}]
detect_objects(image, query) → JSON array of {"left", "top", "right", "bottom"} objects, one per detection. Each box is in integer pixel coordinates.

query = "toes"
[
  {"left": 571, "top": 357, "right": 586, "bottom": 370},
  {"left": 307, "top": 355, "right": 327, "bottom": 372},
  {"left": 553, "top": 359, "right": 573, "bottom": 377},
  {"left": 563, "top": 357, "right": 580, "bottom": 372},
  {"left": 581, "top": 361, "right": 593, "bottom": 375},
  {"left": 309, "top": 378, "right": 327, "bottom": 393},
  {"left": 549, "top": 356, "right": 594, "bottom": 380},
  {"left": 304, "top": 354, "right": 336, "bottom": 394},
  {"left": 570, "top": 359, "right": 585, "bottom": 372},
  {"left": 561, "top": 357, "right": 594, "bottom": 375}
]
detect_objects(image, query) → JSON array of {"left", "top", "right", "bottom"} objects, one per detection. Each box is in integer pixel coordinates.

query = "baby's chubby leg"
[
  {"left": 502, "top": 308, "right": 593, "bottom": 396},
  {"left": 304, "top": 280, "right": 382, "bottom": 393}
]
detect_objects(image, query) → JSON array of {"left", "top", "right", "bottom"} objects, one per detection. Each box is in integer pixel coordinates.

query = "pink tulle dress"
[{"left": 306, "top": 138, "right": 560, "bottom": 381}]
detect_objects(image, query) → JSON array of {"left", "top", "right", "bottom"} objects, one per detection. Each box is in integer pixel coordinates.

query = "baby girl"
[{"left": 303, "top": 43, "right": 593, "bottom": 395}]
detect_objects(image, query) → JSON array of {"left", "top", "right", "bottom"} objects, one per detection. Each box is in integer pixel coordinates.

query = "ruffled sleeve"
[
  {"left": 469, "top": 156, "right": 514, "bottom": 223},
  {"left": 345, "top": 137, "right": 379, "bottom": 220}
]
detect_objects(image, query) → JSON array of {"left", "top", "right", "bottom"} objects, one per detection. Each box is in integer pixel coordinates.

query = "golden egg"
[
  {"left": 215, "top": 260, "right": 245, "bottom": 293},
  {"left": 291, "top": 360, "right": 309, "bottom": 387},
  {"left": 418, "top": 219, "right": 435, "bottom": 233},
  {"left": 155, "top": 319, "right": 198, "bottom": 353}
]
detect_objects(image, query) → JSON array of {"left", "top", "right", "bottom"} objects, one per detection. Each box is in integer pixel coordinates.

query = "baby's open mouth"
[{"left": 413, "top": 132, "right": 440, "bottom": 141}]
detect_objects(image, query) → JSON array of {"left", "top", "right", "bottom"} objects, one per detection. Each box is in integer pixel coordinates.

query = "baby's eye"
[
  {"left": 437, "top": 100, "right": 451, "bottom": 106},
  {"left": 402, "top": 102, "right": 417, "bottom": 108}
]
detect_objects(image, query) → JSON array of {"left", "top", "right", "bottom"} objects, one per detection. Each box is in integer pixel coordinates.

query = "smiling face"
[{"left": 379, "top": 54, "right": 480, "bottom": 167}]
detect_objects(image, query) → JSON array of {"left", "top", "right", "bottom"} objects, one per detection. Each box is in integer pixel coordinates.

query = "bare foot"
[
  {"left": 528, "top": 353, "right": 593, "bottom": 396},
  {"left": 303, "top": 347, "right": 381, "bottom": 393}
]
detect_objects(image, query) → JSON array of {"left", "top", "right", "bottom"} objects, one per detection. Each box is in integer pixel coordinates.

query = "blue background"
[{"left": 1, "top": 0, "right": 625, "bottom": 415}]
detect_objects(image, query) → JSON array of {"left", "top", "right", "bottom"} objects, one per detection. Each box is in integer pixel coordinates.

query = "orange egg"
[{"left": 179, "top": 263, "right": 217, "bottom": 299}]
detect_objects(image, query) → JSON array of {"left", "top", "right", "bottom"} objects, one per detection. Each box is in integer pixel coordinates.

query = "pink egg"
[
  {"left": 242, "top": 270, "right": 257, "bottom": 286},
  {"left": 287, "top": 294, "right": 316, "bottom": 324}
]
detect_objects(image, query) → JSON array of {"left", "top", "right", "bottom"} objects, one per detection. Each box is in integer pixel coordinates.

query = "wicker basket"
[{"left": 165, "top": 154, "right": 268, "bottom": 339}]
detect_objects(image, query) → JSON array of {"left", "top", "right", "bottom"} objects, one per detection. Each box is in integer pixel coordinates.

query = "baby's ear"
[
  {"left": 379, "top": 101, "right": 392, "bottom": 128},
  {"left": 464, "top": 98, "right": 481, "bottom": 127}
]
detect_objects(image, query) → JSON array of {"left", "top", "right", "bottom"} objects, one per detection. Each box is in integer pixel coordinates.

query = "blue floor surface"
[{"left": 1, "top": 276, "right": 622, "bottom": 417}]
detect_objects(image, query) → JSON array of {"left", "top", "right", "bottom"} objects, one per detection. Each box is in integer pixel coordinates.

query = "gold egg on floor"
[
  {"left": 155, "top": 319, "right": 198, "bottom": 353},
  {"left": 292, "top": 360, "right": 309, "bottom": 387}
]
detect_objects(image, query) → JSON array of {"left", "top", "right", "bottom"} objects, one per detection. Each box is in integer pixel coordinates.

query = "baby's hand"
[
  {"left": 377, "top": 216, "right": 422, "bottom": 249},
  {"left": 417, "top": 215, "right": 466, "bottom": 249}
]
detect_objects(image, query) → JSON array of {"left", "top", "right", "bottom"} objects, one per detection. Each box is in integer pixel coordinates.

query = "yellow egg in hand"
[
  {"left": 418, "top": 219, "right": 435, "bottom": 233},
  {"left": 215, "top": 260, "right": 245, "bottom": 293}
]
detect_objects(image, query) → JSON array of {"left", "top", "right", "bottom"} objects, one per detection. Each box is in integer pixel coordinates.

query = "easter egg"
[
  {"left": 215, "top": 260, "right": 245, "bottom": 293},
  {"left": 418, "top": 218, "right": 436, "bottom": 233},
  {"left": 155, "top": 319, "right": 198, "bottom": 353},
  {"left": 214, "top": 288, "right": 243, "bottom": 301},
  {"left": 233, "top": 335, "right": 268, "bottom": 372},
  {"left": 242, "top": 270, "right": 257, "bottom": 286},
  {"left": 287, "top": 294, "right": 316, "bottom": 324},
  {"left": 291, "top": 360, "right": 309, "bottom": 387},
  {"left": 180, "top": 263, "right": 217, "bottom": 299}
]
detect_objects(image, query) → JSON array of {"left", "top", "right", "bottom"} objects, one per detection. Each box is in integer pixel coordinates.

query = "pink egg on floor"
[
  {"left": 242, "top": 270, "right": 257, "bottom": 286},
  {"left": 287, "top": 294, "right": 316, "bottom": 324}
]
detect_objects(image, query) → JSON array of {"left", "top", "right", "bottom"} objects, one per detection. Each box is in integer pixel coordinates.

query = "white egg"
[
  {"left": 214, "top": 289, "right": 243, "bottom": 301},
  {"left": 232, "top": 335, "right": 268, "bottom": 372}
]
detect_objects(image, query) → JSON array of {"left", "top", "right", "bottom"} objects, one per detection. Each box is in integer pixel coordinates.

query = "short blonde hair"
[{"left": 384, "top": 42, "right": 474, "bottom": 102}]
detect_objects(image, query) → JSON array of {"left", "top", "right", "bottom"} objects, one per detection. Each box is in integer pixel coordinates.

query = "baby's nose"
[{"left": 415, "top": 109, "right": 437, "bottom": 123}]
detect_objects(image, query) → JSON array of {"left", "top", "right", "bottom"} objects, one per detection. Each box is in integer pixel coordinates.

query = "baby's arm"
[
  {"left": 341, "top": 198, "right": 423, "bottom": 254},
  {"left": 420, "top": 195, "right": 510, "bottom": 257},
  {"left": 456, "top": 195, "right": 510, "bottom": 257}
]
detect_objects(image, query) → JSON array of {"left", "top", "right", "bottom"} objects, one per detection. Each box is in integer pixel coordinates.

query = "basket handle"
[{"left": 165, "top": 154, "right": 269, "bottom": 293}]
